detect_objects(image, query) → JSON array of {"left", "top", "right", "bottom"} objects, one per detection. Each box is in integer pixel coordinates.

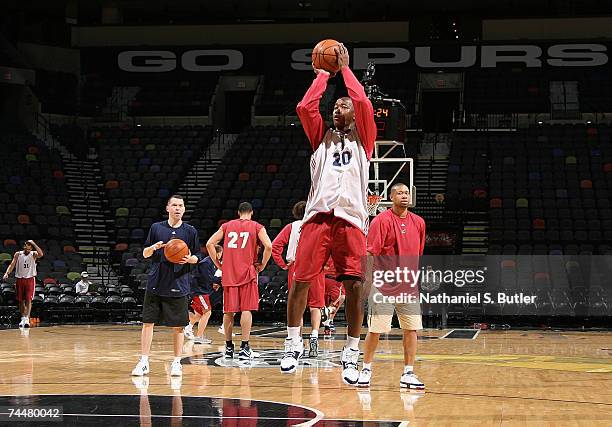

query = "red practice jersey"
[
  {"left": 367, "top": 209, "right": 426, "bottom": 257},
  {"left": 221, "top": 219, "right": 264, "bottom": 287}
]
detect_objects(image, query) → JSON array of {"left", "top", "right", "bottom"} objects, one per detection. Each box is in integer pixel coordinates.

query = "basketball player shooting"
[{"left": 281, "top": 43, "right": 376, "bottom": 385}]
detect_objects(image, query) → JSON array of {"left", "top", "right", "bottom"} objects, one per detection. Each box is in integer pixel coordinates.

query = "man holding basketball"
[
  {"left": 206, "top": 202, "right": 273, "bottom": 360},
  {"left": 281, "top": 43, "right": 376, "bottom": 385},
  {"left": 132, "top": 195, "right": 202, "bottom": 378}
]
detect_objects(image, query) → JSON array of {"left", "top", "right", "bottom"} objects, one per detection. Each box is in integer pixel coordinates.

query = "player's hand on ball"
[
  {"left": 312, "top": 63, "right": 333, "bottom": 77},
  {"left": 178, "top": 251, "right": 197, "bottom": 264},
  {"left": 335, "top": 43, "right": 349, "bottom": 69},
  {"left": 151, "top": 241, "right": 166, "bottom": 251}
]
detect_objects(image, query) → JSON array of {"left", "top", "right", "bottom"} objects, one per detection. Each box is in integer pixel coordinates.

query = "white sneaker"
[
  {"left": 400, "top": 371, "right": 425, "bottom": 390},
  {"left": 340, "top": 347, "right": 360, "bottom": 385},
  {"left": 18, "top": 318, "right": 25, "bottom": 328},
  {"left": 357, "top": 367, "right": 371, "bottom": 387},
  {"left": 193, "top": 337, "right": 212, "bottom": 344},
  {"left": 131, "top": 360, "right": 150, "bottom": 376},
  {"left": 170, "top": 361, "right": 182, "bottom": 377},
  {"left": 183, "top": 325, "right": 195, "bottom": 340},
  {"left": 280, "top": 338, "right": 303, "bottom": 374}
]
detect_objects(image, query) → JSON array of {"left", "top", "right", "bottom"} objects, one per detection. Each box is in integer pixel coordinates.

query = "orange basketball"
[
  {"left": 164, "top": 239, "right": 189, "bottom": 264},
  {"left": 312, "top": 39, "right": 341, "bottom": 73}
]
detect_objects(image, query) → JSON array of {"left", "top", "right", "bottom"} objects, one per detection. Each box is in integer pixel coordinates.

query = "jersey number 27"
[{"left": 227, "top": 231, "right": 249, "bottom": 249}]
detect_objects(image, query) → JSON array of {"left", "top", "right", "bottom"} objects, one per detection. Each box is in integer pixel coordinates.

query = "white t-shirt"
[
  {"left": 15, "top": 251, "right": 37, "bottom": 278},
  {"left": 75, "top": 280, "right": 89, "bottom": 294}
]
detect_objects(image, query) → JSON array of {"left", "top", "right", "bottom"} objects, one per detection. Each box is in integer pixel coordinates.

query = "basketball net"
[{"left": 367, "top": 194, "right": 383, "bottom": 216}]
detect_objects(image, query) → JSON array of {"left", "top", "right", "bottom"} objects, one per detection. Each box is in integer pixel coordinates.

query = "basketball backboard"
[{"left": 368, "top": 140, "right": 415, "bottom": 213}]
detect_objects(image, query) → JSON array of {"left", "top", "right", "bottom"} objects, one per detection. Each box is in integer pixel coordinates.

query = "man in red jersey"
[
  {"left": 281, "top": 43, "right": 377, "bottom": 386},
  {"left": 206, "top": 202, "right": 272, "bottom": 360},
  {"left": 272, "top": 201, "right": 325, "bottom": 358},
  {"left": 357, "top": 183, "right": 426, "bottom": 390}
]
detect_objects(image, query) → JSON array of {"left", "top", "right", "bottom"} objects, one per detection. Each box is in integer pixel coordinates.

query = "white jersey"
[
  {"left": 303, "top": 128, "right": 370, "bottom": 234},
  {"left": 286, "top": 220, "right": 303, "bottom": 263},
  {"left": 15, "top": 251, "right": 37, "bottom": 278}
]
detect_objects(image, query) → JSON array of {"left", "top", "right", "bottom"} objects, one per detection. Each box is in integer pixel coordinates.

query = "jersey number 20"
[
  {"left": 227, "top": 231, "right": 249, "bottom": 249},
  {"left": 332, "top": 151, "right": 352, "bottom": 166}
]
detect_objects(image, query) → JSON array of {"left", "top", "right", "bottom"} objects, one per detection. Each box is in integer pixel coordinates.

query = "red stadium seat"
[
  {"left": 17, "top": 214, "right": 30, "bottom": 225},
  {"left": 266, "top": 164, "right": 278, "bottom": 173},
  {"left": 533, "top": 218, "right": 546, "bottom": 230},
  {"left": 490, "top": 198, "right": 502, "bottom": 208},
  {"left": 53, "top": 170, "right": 64, "bottom": 179},
  {"left": 238, "top": 172, "right": 250, "bottom": 181},
  {"left": 580, "top": 179, "right": 592, "bottom": 189},
  {"left": 105, "top": 180, "right": 119, "bottom": 189}
]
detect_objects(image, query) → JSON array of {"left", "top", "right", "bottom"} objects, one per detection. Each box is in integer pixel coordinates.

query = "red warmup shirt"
[
  {"left": 221, "top": 219, "right": 264, "bottom": 287},
  {"left": 367, "top": 209, "right": 426, "bottom": 257},
  {"left": 367, "top": 209, "right": 426, "bottom": 294},
  {"left": 271, "top": 223, "right": 292, "bottom": 270}
]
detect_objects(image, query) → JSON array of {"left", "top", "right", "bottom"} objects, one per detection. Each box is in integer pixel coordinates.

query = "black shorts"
[{"left": 142, "top": 292, "right": 189, "bottom": 327}]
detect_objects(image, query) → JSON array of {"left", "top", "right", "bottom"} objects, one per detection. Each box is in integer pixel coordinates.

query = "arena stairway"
[
  {"left": 181, "top": 133, "right": 238, "bottom": 219},
  {"left": 412, "top": 154, "right": 449, "bottom": 223},
  {"left": 63, "top": 158, "right": 118, "bottom": 286}
]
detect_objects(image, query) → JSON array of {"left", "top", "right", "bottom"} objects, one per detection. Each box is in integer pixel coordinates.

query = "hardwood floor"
[{"left": 0, "top": 325, "right": 610, "bottom": 426}]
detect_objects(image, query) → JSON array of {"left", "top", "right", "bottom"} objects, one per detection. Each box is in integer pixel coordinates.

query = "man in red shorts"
[
  {"left": 280, "top": 43, "right": 376, "bottom": 385},
  {"left": 322, "top": 259, "right": 345, "bottom": 336},
  {"left": 272, "top": 201, "right": 325, "bottom": 357},
  {"left": 3, "top": 240, "right": 44, "bottom": 328},
  {"left": 206, "top": 202, "right": 272, "bottom": 360},
  {"left": 184, "top": 244, "right": 223, "bottom": 344}
]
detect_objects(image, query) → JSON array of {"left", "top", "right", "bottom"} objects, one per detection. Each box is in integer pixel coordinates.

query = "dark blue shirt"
[
  {"left": 144, "top": 220, "right": 201, "bottom": 297},
  {"left": 190, "top": 256, "right": 222, "bottom": 297}
]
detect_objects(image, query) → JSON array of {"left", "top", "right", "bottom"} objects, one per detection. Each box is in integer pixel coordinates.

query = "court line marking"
[
  {"left": 440, "top": 329, "right": 479, "bottom": 339},
  {"left": 2, "top": 393, "right": 325, "bottom": 427},
  {"left": 60, "top": 414, "right": 312, "bottom": 420}
]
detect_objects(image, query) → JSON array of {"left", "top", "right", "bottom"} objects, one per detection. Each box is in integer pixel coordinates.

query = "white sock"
[
  {"left": 287, "top": 326, "right": 301, "bottom": 340},
  {"left": 404, "top": 365, "right": 414, "bottom": 373},
  {"left": 346, "top": 335, "right": 360, "bottom": 351},
  {"left": 311, "top": 330, "right": 319, "bottom": 338},
  {"left": 140, "top": 355, "right": 149, "bottom": 364},
  {"left": 363, "top": 362, "right": 372, "bottom": 371},
  {"left": 173, "top": 357, "right": 181, "bottom": 364}
]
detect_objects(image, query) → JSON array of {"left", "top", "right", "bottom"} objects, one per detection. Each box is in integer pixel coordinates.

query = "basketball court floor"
[{"left": 1, "top": 324, "right": 610, "bottom": 425}]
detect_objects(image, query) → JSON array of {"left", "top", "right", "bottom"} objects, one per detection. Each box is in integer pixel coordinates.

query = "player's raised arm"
[
  {"left": 206, "top": 227, "right": 224, "bottom": 270},
  {"left": 257, "top": 227, "right": 273, "bottom": 272},
  {"left": 271, "top": 223, "right": 292, "bottom": 269},
  {"left": 337, "top": 44, "right": 376, "bottom": 158},
  {"left": 296, "top": 68, "right": 329, "bottom": 150}
]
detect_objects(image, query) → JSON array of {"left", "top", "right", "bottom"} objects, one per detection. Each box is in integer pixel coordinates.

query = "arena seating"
[
  {"left": 129, "top": 78, "right": 219, "bottom": 116},
  {"left": 191, "top": 125, "right": 311, "bottom": 240},
  {"left": 93, "top": 125, "right": 213, "bottom": 250}
]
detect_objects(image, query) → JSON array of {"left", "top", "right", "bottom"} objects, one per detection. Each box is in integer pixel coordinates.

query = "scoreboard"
[{"left": 372, "top": 99, "right": 406, "bottom": 142}]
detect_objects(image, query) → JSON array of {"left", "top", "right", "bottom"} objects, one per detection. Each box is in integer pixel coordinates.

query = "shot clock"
[
  {"left": 362, "top": 61, "right": 407, "bottom": 142},
  {"left": 372, "top": 100, "right": 406, "bottom": 142}
]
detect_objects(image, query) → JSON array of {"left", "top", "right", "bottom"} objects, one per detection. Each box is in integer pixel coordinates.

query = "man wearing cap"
[{"left": 75, "top": 271, "right": 92, "bottom": 295}]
